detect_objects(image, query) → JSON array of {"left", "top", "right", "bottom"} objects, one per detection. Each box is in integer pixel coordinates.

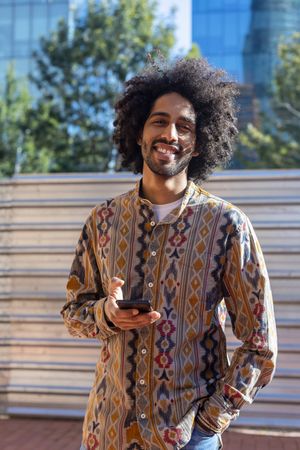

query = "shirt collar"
[{"left": 132, "top": 178, "right": 202, "bottom": 223}]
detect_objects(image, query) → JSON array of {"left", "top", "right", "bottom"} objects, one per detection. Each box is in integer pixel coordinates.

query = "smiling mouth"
[{"left": 153, "top": 143, "right": 179, "bottom": 155}]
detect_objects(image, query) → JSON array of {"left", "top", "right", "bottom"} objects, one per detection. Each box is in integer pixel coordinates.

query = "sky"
[
  {"left": 72, "top": 0, "right": 192, "bottom": 54},
  {"left": 156, "top": 0, "right": 192, "bottom": 54}
]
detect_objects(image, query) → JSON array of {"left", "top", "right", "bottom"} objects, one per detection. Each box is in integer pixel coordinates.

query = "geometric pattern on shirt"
[
  {"left": 155, "top": 258, "right": 177, "bottom": 430},
  {"left": 200, "top": 326, "right": 220, "bottom": 395},
  {"left": 176, "top": 203, "right": 215, "bottom": 395},
  {"left": 133, "top": 202, "right": 153, "bottom": 299},
  {"left": 97, "top": 201, "right": 114, "bottom": 255},
  {"left": 113, "top": 198, "right": 132, "bottom": 282},
  {"left": 212, "top": 209, "right": 269, "bottom": 398},
  {"left": 62, "top": 181, "right": 277, "bottom": 449},
  {"left": 125, "top": 330, "right": 139, "bottom": 428}
]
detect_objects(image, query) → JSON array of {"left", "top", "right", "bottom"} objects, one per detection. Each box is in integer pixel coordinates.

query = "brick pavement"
[{"left": 0, "top": 418, "right": 299, "bottom": 450}]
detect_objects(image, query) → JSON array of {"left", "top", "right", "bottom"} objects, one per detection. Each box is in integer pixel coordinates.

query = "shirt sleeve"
[
  {"left": 61, "top": 208, "right": 120, "bottom": 340},
  {"left": 196, "top": 212, "right": 277, "bottom": 434}
]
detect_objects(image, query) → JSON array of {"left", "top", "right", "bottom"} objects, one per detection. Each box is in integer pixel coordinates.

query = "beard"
[{"left": 141, "top": 140, "right": 195, "bottom": 178}]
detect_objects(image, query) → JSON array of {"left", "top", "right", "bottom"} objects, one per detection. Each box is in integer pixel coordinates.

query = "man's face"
[{"left": 139, "top": 92, "right": 197, "bottom": 178}]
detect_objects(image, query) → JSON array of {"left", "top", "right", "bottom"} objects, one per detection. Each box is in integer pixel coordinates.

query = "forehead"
[{"left": 149, "top": 92, "right": 195, "bottom": 119}]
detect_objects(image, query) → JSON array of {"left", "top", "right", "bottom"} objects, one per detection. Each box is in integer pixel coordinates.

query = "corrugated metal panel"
[{"left": 0, "top": 170, "right": 299, "bottom": 429}]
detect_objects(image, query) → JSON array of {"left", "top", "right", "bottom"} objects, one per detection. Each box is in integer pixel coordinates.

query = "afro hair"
[{"left": 113, "top": 57, "right": 239, "bottom": 183}]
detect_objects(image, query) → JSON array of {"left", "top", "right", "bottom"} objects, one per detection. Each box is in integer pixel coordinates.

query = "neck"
[{"left": 141, "top": 166, "right": 188, "bottom": 205}]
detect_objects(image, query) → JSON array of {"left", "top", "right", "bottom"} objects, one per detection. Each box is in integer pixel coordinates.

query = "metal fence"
[{"left": 0, "top": 170, "right": 299, "bottom": 429}]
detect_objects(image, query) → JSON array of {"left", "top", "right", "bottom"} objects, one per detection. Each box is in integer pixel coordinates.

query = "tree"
[
  {"left": 30, "top": 0, "right": 175, "bottom": 173},
  {"left": 236, "top": 33, "right": 300, "bottom": 169},
  {"left": 0, "top": 65, "right": 51, "bottom": 178},
  {"left": 186, "top": 43, "right": 201, "bottom": 59}
]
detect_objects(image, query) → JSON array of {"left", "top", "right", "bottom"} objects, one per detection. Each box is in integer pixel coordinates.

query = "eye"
[
  {"left": 153, "top": 119, "right": 166, "bottom": 125},
  {"left": 177, "top": 124, "right": 193, "bottom": 133}
]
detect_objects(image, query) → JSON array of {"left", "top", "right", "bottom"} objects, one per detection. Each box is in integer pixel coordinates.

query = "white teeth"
[{"left": 156, "top": 147, "right": 174, "bottom": 154}]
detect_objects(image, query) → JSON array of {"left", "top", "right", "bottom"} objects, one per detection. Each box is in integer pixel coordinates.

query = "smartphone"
[{"left": 116, "top": 299, "right": 152, "bottom": 313}]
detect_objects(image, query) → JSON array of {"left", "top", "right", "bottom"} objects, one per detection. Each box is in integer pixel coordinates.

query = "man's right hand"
[{"left": 104, "top": 277, "right": 161, "bottom": 330}]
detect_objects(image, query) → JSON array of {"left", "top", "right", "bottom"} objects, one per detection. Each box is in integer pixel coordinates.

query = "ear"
[
  {"left": 192, "top": 149, "right": 199, "bottom": 157},
  {"left": 137, "top": 132, "right": 142, "bottom": 146}
]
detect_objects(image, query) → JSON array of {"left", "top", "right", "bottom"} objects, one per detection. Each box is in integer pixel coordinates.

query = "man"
[{"left": 61, "top": 58, "right": 277, "bottom": 450}]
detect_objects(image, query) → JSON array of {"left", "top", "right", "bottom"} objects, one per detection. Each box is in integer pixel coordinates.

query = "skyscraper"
[
  {"left": 0, "top": 0, "right": 71, "bottom": 85},
  {"left": 192, "top": 0, "right": 300, "bottom": 119},
  {"left": 243, "top": 0, "right": 300, "bottom": 99},
  {"left": 192, "top": 0, "right": 252, "bottom": 83}
]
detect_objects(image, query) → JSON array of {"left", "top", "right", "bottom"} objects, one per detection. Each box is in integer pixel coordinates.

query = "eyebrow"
[{"left": 149, "top": 111, "right": 196, "bottom": 125}]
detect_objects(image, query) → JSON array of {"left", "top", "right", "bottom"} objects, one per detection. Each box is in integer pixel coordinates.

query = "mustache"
[{"left": 151, "top": 138, "right": 182, "bottom": 152}]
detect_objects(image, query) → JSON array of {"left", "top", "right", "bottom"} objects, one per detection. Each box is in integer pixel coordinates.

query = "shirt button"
[
  {"left": 141, "top": 348, "right": 147, "bottom": 354},
  {"left": 148, "top": 282, "right": 153, "bottom": 288},
  {"left": 150, "top": 221, "right": 155, "bottom": 226},
  {"left": 140, "top": 413, "right": 146, "bottom": 419},
  {"left": 151, "top": 251, "right": 157, "bottom": 256},
  {"left": 139, "top": 379, "right": 145, "bottom": 385}
]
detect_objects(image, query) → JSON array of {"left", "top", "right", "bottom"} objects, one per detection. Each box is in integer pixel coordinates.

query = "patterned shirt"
[{"left": 61, "top": 180, "right": 277, "bottom": 450}]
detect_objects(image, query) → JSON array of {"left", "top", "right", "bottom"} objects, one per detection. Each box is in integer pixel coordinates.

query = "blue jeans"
[{"left": 184, "top": 426, "right": 222, "bottom": 449}]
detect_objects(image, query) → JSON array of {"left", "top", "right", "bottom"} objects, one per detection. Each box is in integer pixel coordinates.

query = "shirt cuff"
[
  {"left": 196, "top": 393, "right": 239, "bottom": 434},
  {"left": 194, "top": 420, "right": 216, "bottom": 436},
  {"left": 94, "top": 298, "right": 121, "bottom": 339}
]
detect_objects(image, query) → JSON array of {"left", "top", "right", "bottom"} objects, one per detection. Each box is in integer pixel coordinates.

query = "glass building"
[
  {"left": 0, "top": 0, "right": 71, "bottom": 84},
  {"left": 192, "top": 0, "right": 300, "bottom": 119},
  {"left": 192, "top": 0, "right": 252, "bottom": 83},
  {"left": 244, "top": 0, "right": 300, "bottom": 98}
]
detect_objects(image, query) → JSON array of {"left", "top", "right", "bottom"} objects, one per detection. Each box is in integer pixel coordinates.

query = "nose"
[{"left": 161, "top": 123, "right": 178, "bottom": 142}]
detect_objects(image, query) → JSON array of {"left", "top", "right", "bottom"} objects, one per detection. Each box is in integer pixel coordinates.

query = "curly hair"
[{"left": 113, "top": 57, "right": 239, "bottom": 183}]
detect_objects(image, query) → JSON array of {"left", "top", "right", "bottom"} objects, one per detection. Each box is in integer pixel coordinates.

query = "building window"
[
  {"left": 14, "top": 4, "right": 31, "bottom": 57},
  {"left": 0, "top": 6, "right": 12, "bottom": 58}
]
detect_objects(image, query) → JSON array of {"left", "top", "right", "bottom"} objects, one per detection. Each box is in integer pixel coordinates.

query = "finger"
[
  {"left": 107, "top": 304, "right": 139, "bottom": 325},
  {"left": 109, "top": 277, "right": 124, "bottom": 289},
  {"left": 115, "top": 308, "right": 140, "bottom": 318},
  {"left": 114, "top": 311, "right": 161, "bottom": 330},
  {"left": 148, "top": 311, "right": 161, "bottom": 321},
  {"left": 108, "top": 277, "right": 124, "bottom": 300},
  {"left": 115, "top": 310, "right": 160, "bottom": 322}
]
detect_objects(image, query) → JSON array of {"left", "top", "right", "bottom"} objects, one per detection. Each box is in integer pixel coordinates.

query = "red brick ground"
[{"left": 0, "top": 418, "right": 299, "bottom": 450}]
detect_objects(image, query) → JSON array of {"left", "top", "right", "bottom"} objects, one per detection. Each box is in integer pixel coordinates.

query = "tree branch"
[{"left": 279, "top": 102, "right": 300, "bottom": 119}]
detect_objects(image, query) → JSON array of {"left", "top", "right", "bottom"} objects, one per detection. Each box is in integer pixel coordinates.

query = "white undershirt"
[{"left": 152, "top": 197, "right": 183, "bottom": 222}]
